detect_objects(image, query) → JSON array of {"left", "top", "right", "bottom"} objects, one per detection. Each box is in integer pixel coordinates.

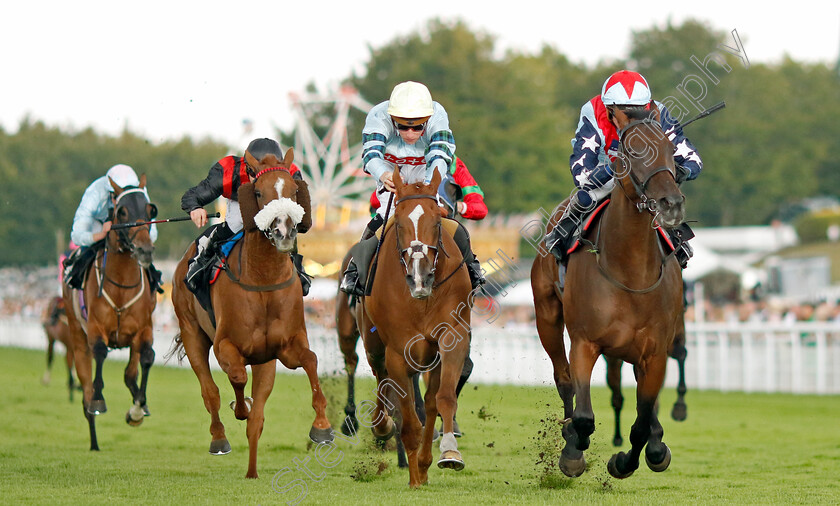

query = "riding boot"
[
  {"left": 185, "top": 225, "right": 233, "bottom": 293},
  {"left": 339, "top": 259, "right": 365, "bottom": 297},
  {"left": 667, "top": 222, "right": 696, "bottom": 269},
  {"left": 546, "top": 192, "right": 591, "bottom": 266},
  {"left": 451, "top": 223, "right": 485, "bottom": 290},
  {"left": 360, "top": 214, "right": 384, "bottom": 241},
  {"left": 292, "top": 252, "right": 312, "bottom": 296},
  {"left": 147, "top": 263, "right": 165, "bottom": 295}
]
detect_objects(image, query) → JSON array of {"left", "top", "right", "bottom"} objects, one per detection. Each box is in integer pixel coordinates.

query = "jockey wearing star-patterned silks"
[{"left": 548, "top": 70, "right": 702, "bottom": 268}]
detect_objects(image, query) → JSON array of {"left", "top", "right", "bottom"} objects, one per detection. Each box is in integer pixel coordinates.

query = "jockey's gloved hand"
[{"left": 675, "top": 164, "right": 691, "bottom": 185}]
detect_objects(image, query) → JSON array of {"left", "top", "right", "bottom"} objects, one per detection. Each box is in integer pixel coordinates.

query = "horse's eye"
[{"left": 254, "top": 190, "right": 262, "bottom": 199}]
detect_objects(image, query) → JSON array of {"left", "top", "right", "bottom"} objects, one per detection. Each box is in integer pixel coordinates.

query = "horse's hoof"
[
  {"left": 559, "top": 453, "right": 586, "bottom": 478},
  {"left": 87, "top": 400, "right": 107, "bottom": 415},
  {"left": 341, "top": 416, "right": 358, "bottom": 436},
  {"left": 229, "top": 397, "right": 253, "bottom": 414},
  {"left": 645, "top": 444, "right": 672, "bottom": 472},
  {"left": 372, "top": 416, "right": 395, "bottom": 442},
  {"left": 607, "top": 453, "right": 636, "bottom": 479},
  {"left": 437, "top": 450, "right": 465, "bottom": 471},
  {"left": 142, "top": 405, "right": 151, "bottom": 417},
  {"left": 309, "top": 426, "right": 335, "bottom": 444},
  {"left": 209, "top": 439, "right": 231, "bottom": 455},
  {"left": 671, "top": 402, "right": 687, "bottom": 422}
]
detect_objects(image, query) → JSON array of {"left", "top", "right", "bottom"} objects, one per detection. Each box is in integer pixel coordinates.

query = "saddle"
[{"left": 190, "top": 231, "right": 244, "bottom": 324}]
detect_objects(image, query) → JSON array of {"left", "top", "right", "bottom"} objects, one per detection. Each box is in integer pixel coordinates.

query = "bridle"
[
  {"left": 616, "top": 118, "right": 678, "bottom": 216},
  {"left": 111, "top": 188, "right": 153, "bottom": 255}
]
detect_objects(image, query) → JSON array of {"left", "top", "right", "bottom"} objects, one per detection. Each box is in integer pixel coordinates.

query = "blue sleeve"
[{"left": 660, "top": 104, "right": 703, "bottom": 180}]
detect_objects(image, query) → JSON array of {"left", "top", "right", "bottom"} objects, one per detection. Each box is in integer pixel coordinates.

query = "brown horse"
[
  {"left": 62, "top": 176, "right": 158, "bottom": 450},
  {"left": 531, "top": 105, "right": 685, "bottom": 479},
  {"left": 355, "top": 168, "right": 472, "bottom": 488},
  {"left": 41, "top": 295, "right": 79, "bottom": 401},
  {"left": 170, "top": 148, "right": 332, "bottom": 479}
]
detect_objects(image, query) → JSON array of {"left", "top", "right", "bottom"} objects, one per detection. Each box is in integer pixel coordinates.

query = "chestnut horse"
[
  {"left": 530, "top": 106, "right": 685, "bottom": 479},
  {"left": 355, "top": 168, "right": 472, "bottom": 488},
  {"left": 41, "top": 295, "right": 78, "bottom": 401},
  {"left": 170, "top": 148, "right": 332, "bottom": 479},
  {"left": 62, "top": 176, "right": 157, "bottom": 450}
]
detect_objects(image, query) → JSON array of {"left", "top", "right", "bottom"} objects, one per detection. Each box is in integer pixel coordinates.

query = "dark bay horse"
[
  {"left": 62, "top": 176, "right": 158, "bottom": 450},
  {"left": 170, "top": 148, "right": 332, "bottom": 479},
  {"left": 355, "top": 168, "right": 472, "bottom": 488},
  {"left": 530, "top": 105, "right": 685, "bottom": 479},
  {"left": 41, "top": 295, "right": 79, "bottom": 401}
]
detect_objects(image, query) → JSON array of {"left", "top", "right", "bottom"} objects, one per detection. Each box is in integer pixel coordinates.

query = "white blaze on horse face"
[
  {"left": 274, "top": 178, "right": 285, "bottom": 198},
  {"left": 408, "top": 204, "right": 428, "bottom": 288}
]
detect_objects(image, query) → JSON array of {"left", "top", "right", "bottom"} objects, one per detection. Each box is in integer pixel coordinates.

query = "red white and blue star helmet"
[{"left": 601, "top": 70, "right": 651, "bottom": 106}]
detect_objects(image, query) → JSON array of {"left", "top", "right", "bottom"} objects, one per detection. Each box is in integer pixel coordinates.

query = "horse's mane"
[{"left": 620, "top": 106, "right": 656, "bottom": 121}]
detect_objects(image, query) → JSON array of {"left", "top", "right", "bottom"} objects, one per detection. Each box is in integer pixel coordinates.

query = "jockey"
[
  {"left": 340, "top": 81, "right": 486, "bottom": 296},
  {"left": 64, "top": 164, "right": 163, "bottom": 293},
  {"left": 181, "top": 138, "right": 313, "bottom": 295},
  {"left": 546, "top": 69, "right": 702, "bottom": 268}
]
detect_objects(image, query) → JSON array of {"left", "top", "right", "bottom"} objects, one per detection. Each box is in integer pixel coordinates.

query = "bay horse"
[
  {"left": 62, "top": 176, "right": 158, "bottom": 450},
  {"left": 355, "top": 168, "right": 472, "bottom": 488},
  {"left": 530, "top": 105, "right": 685, "bottom": 479},
  {"left": 170, "top": 147, "right": 332, "bottom": 479},
  {"left": 41, "top": 295, "right": 79, "bottom": 401}
]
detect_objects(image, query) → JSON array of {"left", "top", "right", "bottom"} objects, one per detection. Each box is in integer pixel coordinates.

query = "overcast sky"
[{"left": 2, "top": 1, "right": 838, "bottom": 148}]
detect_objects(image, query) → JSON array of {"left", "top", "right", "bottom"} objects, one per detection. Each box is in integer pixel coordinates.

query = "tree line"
[{"left": 1, "top": 18, "right": 838, "bottom": 266}]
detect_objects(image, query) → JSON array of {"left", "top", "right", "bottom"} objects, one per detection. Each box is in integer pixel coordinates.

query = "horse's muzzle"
[
  {"left": 656, "top": 194, "right": 686, "bottom": 229},
  {"left": 133, "top": 245, "right": 154, "bottom": 269},
  {"left": 269, "top": 218, "right": 297, "bottom": 252}
]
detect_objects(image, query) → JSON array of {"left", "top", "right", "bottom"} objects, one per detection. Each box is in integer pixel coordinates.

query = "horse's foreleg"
[
  {"left": 605, "top": 355, "right": 624, "bottom": 446},
  {"left": 670, "top": 336, "right": 688, "bottom": 421},
  {"left": 183, "top": 330, "right": 229, "bottom": 455},
  {"left": 419, "top": 368, "right": 441, "bottom": 482},
  {"left": 216, "top": 339, "right": 249, "bottom": 421},
  {"left": 436, "top": 341, "right": 467, "bottom": 473},
  {"left": 137, "top": 339, "right": 154, "bottom": 414},
  {"left": 288, "top": 340, "right": 333, "bottom": 442},
  {"left": 65, "top": 344, "right": 77, "bottom": 403},
  {"left": 559, "top": 339, "right": 599, "bottom": 478},
  {"left": 608, "top": 355, "right": 669, "bottom": 479},
  {"left": 42, "top": 335, "right": 55, "bottom": 385},
  {"left": 89, "top": 338, "right": 108, "bottom": 415},
  {"left": 533, "top": 283, "right": 573, "bottom": 419},
  {"left": 72, "top": 336, "right": 98, "bottom": 450},
  {"left": 123, "top": 345, "right": 143, "bottom": 426},
  {"left": 338, "top": 328, "right": 360, "bottom": 436},
  {"left": 385, "top": 350, "right": 424, "bottom": 488},
  {"left": 244, "top": 361, "right": 276, "bottom": 479}
]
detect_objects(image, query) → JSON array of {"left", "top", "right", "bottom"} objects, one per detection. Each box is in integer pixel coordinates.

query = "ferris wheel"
[{"left": 289, "top": 85, "right": 375, "bottom": 226}]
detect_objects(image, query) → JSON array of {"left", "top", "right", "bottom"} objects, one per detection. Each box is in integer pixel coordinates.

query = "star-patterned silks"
[
  {"left": 674, "top": 139, "right": 702, "bottom": 166},
  {"left": 580, "top": 134, "right": 599, "bottom": 152}
]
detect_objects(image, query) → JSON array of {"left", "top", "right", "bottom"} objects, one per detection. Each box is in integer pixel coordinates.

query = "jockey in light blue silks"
[
  {"left": 546, "top": 70, "right": 703, "bottom": 268},
  {"left": 340, "top": 81, "right": 485, "bottom": 296},
  {"left": 64, "top": 163, "right": 163, "bottom": 293}
]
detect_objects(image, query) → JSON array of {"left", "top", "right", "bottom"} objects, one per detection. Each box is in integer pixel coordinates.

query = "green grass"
[{"left": 2, "top": 346, "right": 840, "bottom": 505}]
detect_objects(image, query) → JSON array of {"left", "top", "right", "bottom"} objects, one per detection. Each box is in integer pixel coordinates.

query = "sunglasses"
[{"left": 395, "top": 122, "right": 426, "bottom": 132}]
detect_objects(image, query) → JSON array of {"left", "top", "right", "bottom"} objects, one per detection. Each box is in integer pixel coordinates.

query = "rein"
[{"left": 616, "top": 118, "right": 677, "bottom": 215}]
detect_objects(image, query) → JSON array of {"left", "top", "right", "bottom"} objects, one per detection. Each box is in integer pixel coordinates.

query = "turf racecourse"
[{"left": 2, "top": 346, "right": 838, "bottom": 505}]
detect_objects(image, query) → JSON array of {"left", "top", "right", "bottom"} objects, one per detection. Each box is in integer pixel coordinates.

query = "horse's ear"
[
  {"left": 428, "top": 169, "right": 442, "bottom": 194},
  {"left": 108, "top": 177, "right": 123, "bottom": 196},
  {"left": 238, "top": 182, "right": 259, "bottom": 231},
  {"left": 295, "top": 180, "right": 312, "bottom": 233},
  {"left": 392, "top": 165, "right": 404, "bottom": 193},
  {"left": 138, "top": 173, "right": 147, "bottom": 189},
  {"left": 283, "top": 147, "right": 294, "bottom": 168}
]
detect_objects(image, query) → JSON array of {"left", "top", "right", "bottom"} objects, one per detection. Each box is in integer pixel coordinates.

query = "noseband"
[{"left": 617, "top": 118, "right": 677, "bottom": 214}]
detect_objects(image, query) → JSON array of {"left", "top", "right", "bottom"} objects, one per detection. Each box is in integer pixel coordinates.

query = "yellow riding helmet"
[{"left": 387, "top": 81, "right": 434, "bottom": 124}]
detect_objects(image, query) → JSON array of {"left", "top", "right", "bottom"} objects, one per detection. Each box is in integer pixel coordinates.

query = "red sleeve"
[
  {"left": 370, "top": 190, "right": 380, "bottom": 209},
  {"left": 461, "top": 193, "right": 488, "bottom": 220},
  {"left": 452, "top": 159, "right": 487, "bottom": 220}
]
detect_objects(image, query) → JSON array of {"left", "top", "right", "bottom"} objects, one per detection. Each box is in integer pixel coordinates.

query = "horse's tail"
[{"left": 164, "top": 333, "right": 187, "bottom": 364}]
